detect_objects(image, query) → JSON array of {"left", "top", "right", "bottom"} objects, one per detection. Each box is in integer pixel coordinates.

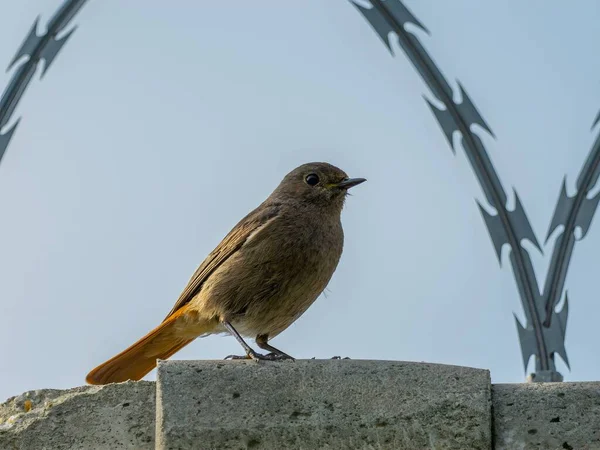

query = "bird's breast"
[{"left": 197, "top": 212, "right": 344, "bottom": 337}]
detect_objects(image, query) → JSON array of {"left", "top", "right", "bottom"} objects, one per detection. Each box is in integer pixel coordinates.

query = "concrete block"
[
  {"left": 156, "top": 359, "right": 491, "bottom": 450},
  {"left": 493, "top": 382, "right": 600, "bottom": 450},
  {"left": 0, "top": 381, "right": 155, "bottom": 450}
]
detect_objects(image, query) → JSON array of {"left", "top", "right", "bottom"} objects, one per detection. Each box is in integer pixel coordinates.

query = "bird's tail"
[{"left": 86, "top": 306, "right": 213, "bottom": 385}]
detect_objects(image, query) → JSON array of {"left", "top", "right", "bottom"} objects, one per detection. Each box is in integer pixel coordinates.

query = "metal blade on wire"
[
  {"left": 349, "top": 0, "right": 562, "bottom": 380},
  {"left": 0, "top": 0, "right": 88, "bottom": 165}
]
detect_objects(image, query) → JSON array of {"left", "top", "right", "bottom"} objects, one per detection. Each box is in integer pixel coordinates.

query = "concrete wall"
[{"left": 1, "top": 360, "right": 598, "bottom": 449}]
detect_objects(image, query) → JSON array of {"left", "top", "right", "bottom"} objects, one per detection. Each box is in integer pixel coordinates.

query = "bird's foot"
[
  {"left": 223, "top": 354, "right": 251, "bottom": 360},
  {"left": 262, "top": 352, "right": 295, "bottom": 361}
]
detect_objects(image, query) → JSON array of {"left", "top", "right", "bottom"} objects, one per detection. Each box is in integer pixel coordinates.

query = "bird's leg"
[
  {"left": 255, "top": 334, "right": 295, "bottom": 361},
  {"left": 222, "top": 321, "right": 268, "bottom": 361}
]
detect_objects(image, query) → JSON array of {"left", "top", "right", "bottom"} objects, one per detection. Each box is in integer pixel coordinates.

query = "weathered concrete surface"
[
  {"left": 156, "top": 359, "right": 492, "bottom": 450},
  {"left": 493, "top": 382, "right": 600, "bottom": 450},
  {"left": 0, "top": 381, "right": 155, "bottom": 450}
]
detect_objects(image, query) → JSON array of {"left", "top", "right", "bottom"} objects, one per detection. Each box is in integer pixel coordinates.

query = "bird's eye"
[{"left": 305, "top": 173, "right": 320, "bottom": 186}]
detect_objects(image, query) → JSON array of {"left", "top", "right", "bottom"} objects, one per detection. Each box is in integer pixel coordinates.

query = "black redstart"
[{"left": 86, "top": 162, "right": 365, "bottom": 384}]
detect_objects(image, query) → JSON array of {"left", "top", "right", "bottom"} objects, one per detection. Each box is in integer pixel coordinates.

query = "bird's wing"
[{"left": 162, "top": 201, "right": 281, "bottom": 321}]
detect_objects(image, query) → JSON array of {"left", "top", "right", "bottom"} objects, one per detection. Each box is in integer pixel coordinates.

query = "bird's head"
[{"left": 272, "top": 162, "right": 366, "bottom": 209}]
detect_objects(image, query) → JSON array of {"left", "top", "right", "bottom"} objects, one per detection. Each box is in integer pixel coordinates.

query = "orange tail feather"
[{"left": 86, "top": 307, "right": 212, "bottom": 385}]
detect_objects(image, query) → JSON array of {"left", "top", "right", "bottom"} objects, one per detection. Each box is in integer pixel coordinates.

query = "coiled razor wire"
[
  {"left": 2, "top": 0, "right": 599, "bottom": 382},
  {"left": 0, "top": 0, "right": 87, "bottom": 162},
  {"left": 351, "top": 0, "right": 600, "bottom": 382}
]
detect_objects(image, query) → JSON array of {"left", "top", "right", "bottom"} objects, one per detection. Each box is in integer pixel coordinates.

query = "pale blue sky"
[{"left": 1, "top": 1, "right": 600, "bottom": 401}]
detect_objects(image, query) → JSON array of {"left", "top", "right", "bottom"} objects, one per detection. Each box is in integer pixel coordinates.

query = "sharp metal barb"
[
  {"left": 7, "top": 17, "right": 41, "bottom": 71},
  {"left": 350, "top": 0, "right": 561, "bottom": 379},
  {"left": 456, "top": 83, "right": 495, "bottom": 138},
  {"left": 41, "top": 27, "right": 77, "bottom": 77},
  {"left": 0, "top": 0, "right": 88, "bottom": 167}
]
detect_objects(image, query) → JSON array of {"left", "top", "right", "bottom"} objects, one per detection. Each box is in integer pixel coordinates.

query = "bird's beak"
[{"left": 335, "top": 177, "right": 367, "bottom": 189}]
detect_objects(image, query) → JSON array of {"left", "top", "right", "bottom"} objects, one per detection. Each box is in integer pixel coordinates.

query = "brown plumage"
[{"left": 86, "top": 162, "right": 365, "bottom": 385}]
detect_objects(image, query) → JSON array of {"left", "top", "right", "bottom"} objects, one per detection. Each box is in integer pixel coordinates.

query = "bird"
[{"left": 86, "top": 162, "right": 365, "bottom": 385}]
